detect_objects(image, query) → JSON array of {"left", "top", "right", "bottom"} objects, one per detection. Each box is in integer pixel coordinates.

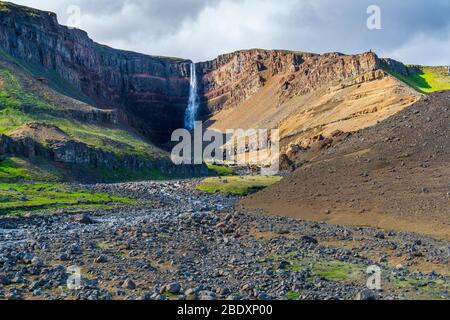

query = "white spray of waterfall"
[{"left": 184, "top": 62, "right": 200, "bottom": 130}]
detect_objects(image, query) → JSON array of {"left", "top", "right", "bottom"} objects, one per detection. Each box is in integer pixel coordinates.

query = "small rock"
[
  {"left": 198, "top": 291, "right": 216, "bottom": 300},
  {"left": 186, "top": 292, "right": 198, "bottom": 301},
  {"left": 356, "top": 289, "right": 377, "bottom": 300},
  {"left": 140, "top": 292, "right": 152, "bottom": 300},
  {"left": 215, "top": 222, "right": 227, "bottom": 229},
  {"left": 7, "top": 289, "right": 23, "bottom": 300},
  {"left": 421, "top": 187, "right": 430, "bottom": 194},
  {"left": 301, "top": 235, "right": 318, "bottom": 245},
  {"left": 21, "top": 253, "right": 33, "bottom": 264},
  {"left": 94, "top": 255, "right": 108, "bottom": 263},
  {"left": 72, "top": 213, "right": 96, "bottom": 224},
  {"left": 165, "top": 282, "right": 181, "bottom": 294},
  {"left": 0, "top": 275, "right": 11, "bottom": 286},
  {"left": 33, "top": 289, "right": 44, "bottom": 296},
  {"left": 31, "top": 256, "right": 43, "bottom": 267},
  {"left": 122, "top": 279, "right": 136, "bottom": 290}
]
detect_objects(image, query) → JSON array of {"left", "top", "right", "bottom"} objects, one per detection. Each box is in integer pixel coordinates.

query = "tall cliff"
[
  {"left": 0, "top": 2, "right": 191, "bottom": 142},
  {"left": 198, "top": 49, "right": 421, "bottom": 154},
  {"left": 197, "top": 49, "right": 315, "bottom": 113},
  {"left": 196, "top": 49, "right": 419, "bottom": 114},
  {"left": 0, "top": 2, "right": 429, "bottom": 155}
]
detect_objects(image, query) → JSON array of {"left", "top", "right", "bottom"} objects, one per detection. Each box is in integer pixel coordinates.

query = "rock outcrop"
[
  {"left": 1, "top": 123, "right": 206, "bottom": 176},
  {"left": 196, "top": 49, "right": 420, "bottom": 114},
  {"left": 200, "top": 49, "right": 421, "bottom": 154},
  {"left": 197, "top": 49, "right": 309, "bottom": 113},
  {"left": 0, "top": 2, "right": 191, "bottom": 141}
]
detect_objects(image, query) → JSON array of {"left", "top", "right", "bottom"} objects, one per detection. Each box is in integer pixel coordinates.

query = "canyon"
[
  {"left": 0, "top": 1, "right": 426, "bottom": 150},
  {"left": 198, "top": 50, "right": 421, "bottom": 155},
  {"left": 0, "top": 2, "right": 191, "bottom": 142},
  {"left": 0, "top": 1, "right": 447, "bottom": 188},
  {"left": 0, "top": 1, "right": 449, "bottom": 302}
]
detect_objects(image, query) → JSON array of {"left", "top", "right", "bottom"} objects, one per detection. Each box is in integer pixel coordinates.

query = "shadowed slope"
[{"left": 240, "top": 92, "right": 450, "bottom": 240}]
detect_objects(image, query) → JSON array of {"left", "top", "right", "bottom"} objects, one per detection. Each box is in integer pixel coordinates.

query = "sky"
[{"left": 9, "top": 0, "right": 450, "bottom": 65}]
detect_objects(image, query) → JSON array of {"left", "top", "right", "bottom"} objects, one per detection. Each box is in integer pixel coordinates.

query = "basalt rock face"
[
  {"left": 197, "top": 49, "right": 312, "bottom": 113},
  {"left": 1, "top": 124, "right": 206, "bottom": 176},
  {"left": 196, "top": 49, "right": 418, "bottom": 115},
  {"left": 197, "top": 49, "right": 390, "bottom": 112},
  {"left": 0, "top": 2, "right": 191, "bottom": 142},
  {"left": 379, "top": 58, "right": 421, "bottom": 76}
]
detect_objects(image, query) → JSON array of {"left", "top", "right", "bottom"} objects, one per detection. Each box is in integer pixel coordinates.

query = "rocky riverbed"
[{"left": 0, "top": 180, "right": 449, "bottom": 300}]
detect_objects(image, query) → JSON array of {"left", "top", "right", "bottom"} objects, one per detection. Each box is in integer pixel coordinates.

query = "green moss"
[
  {"left": 0, "top": 157, "right": 60, "bottom": 183},
  {"left": 311, "top": 261, "right": 364, "bottom": 281},
  {"left": 96, "top": 241, "right": 115, "bottom": 250},
  {"left": 206, "top": 163, "right": 235, "bottom": 176},
  {"left": 385, "top": 66, "right": 450, "bottom": 93},
  {"left": 0, "top": 2, "right": 10, "bottom": 12},
  {"left": 286, "top": 291, "right": 300, "bottom": 300},
  {"left": 0, "top": 183, "right": 133, "bottom": 216},
  {"left": 197, "top": 175, "right": 282, "bottom": 196}
]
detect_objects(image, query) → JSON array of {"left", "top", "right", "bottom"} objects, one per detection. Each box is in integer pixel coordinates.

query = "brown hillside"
[
  {"left": 203, "top": 50, "right": 421, "bottom": 151},
  {"left": 10, "top": 123, "right": 69, "bottom": 144},
  {"left": 240, "top": 92, "right": 450, "bottom": 240}
]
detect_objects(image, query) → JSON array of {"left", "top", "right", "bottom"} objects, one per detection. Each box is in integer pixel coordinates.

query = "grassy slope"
[
  {"left": 197, "top": 176, "right": 282, "bottom": 196},
  {"left": 0, "top": 68, "right": 162, "bottom": 159},
  {"left": 0, "top": 182, "right": 133, "bottom": 216},
  {"left": 0, "top": 51, "right": 159, "bottom": 213},
  {"left": 0, "top": 49, "right": 176, "bottom": 183},
  {"left": 386, "top": 66, "right": 450, "bottom": 93},
  {"left": 0, "top": 157, "right": 60, "bottom": 183},
  {"left": 206, "top": 163, "right": 235, "bottom": 176}
]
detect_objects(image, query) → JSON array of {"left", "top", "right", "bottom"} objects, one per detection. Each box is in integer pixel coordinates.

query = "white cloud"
[
  {"left": 383, "top": 30, "right": 450, "bottom": 66},
  {"left": 136, "top": 0, "right": 299, "bottom": 61}
]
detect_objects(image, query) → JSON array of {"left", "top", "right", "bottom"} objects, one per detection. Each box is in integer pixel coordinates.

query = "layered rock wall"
[
  {"left": 0, "top": 132, "right": 206, "bottom": 176},
  {"left": 196, "top": 49, "right": 402, "bottom": 114},
  {"left": 0, "top": 3, "right": 191, "bottom": 140}
]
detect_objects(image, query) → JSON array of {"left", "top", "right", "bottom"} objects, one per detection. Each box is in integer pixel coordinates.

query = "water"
[{"left": 184, "top": 62, "right": 200, "bottom": 130}]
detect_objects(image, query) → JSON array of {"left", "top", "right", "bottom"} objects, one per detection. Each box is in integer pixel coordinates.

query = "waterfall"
[{"left": 184, "top": 62, "right": 200, "bottom": 130}]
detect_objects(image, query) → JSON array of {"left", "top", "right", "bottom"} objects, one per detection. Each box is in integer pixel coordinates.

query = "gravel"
[{"left": 0, "top": 179, "right": 448, "bottom": 300}]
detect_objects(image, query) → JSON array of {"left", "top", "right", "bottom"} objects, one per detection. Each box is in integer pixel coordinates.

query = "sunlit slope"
[
  {"left": 0, "top": 49, "right": 175, "bottom": 183},
  {"left": 387, "top": 66, "right": 450, "bottom": 93},
  {"left": 209, "top": 71, "right": 420, "bottom": 149}
]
